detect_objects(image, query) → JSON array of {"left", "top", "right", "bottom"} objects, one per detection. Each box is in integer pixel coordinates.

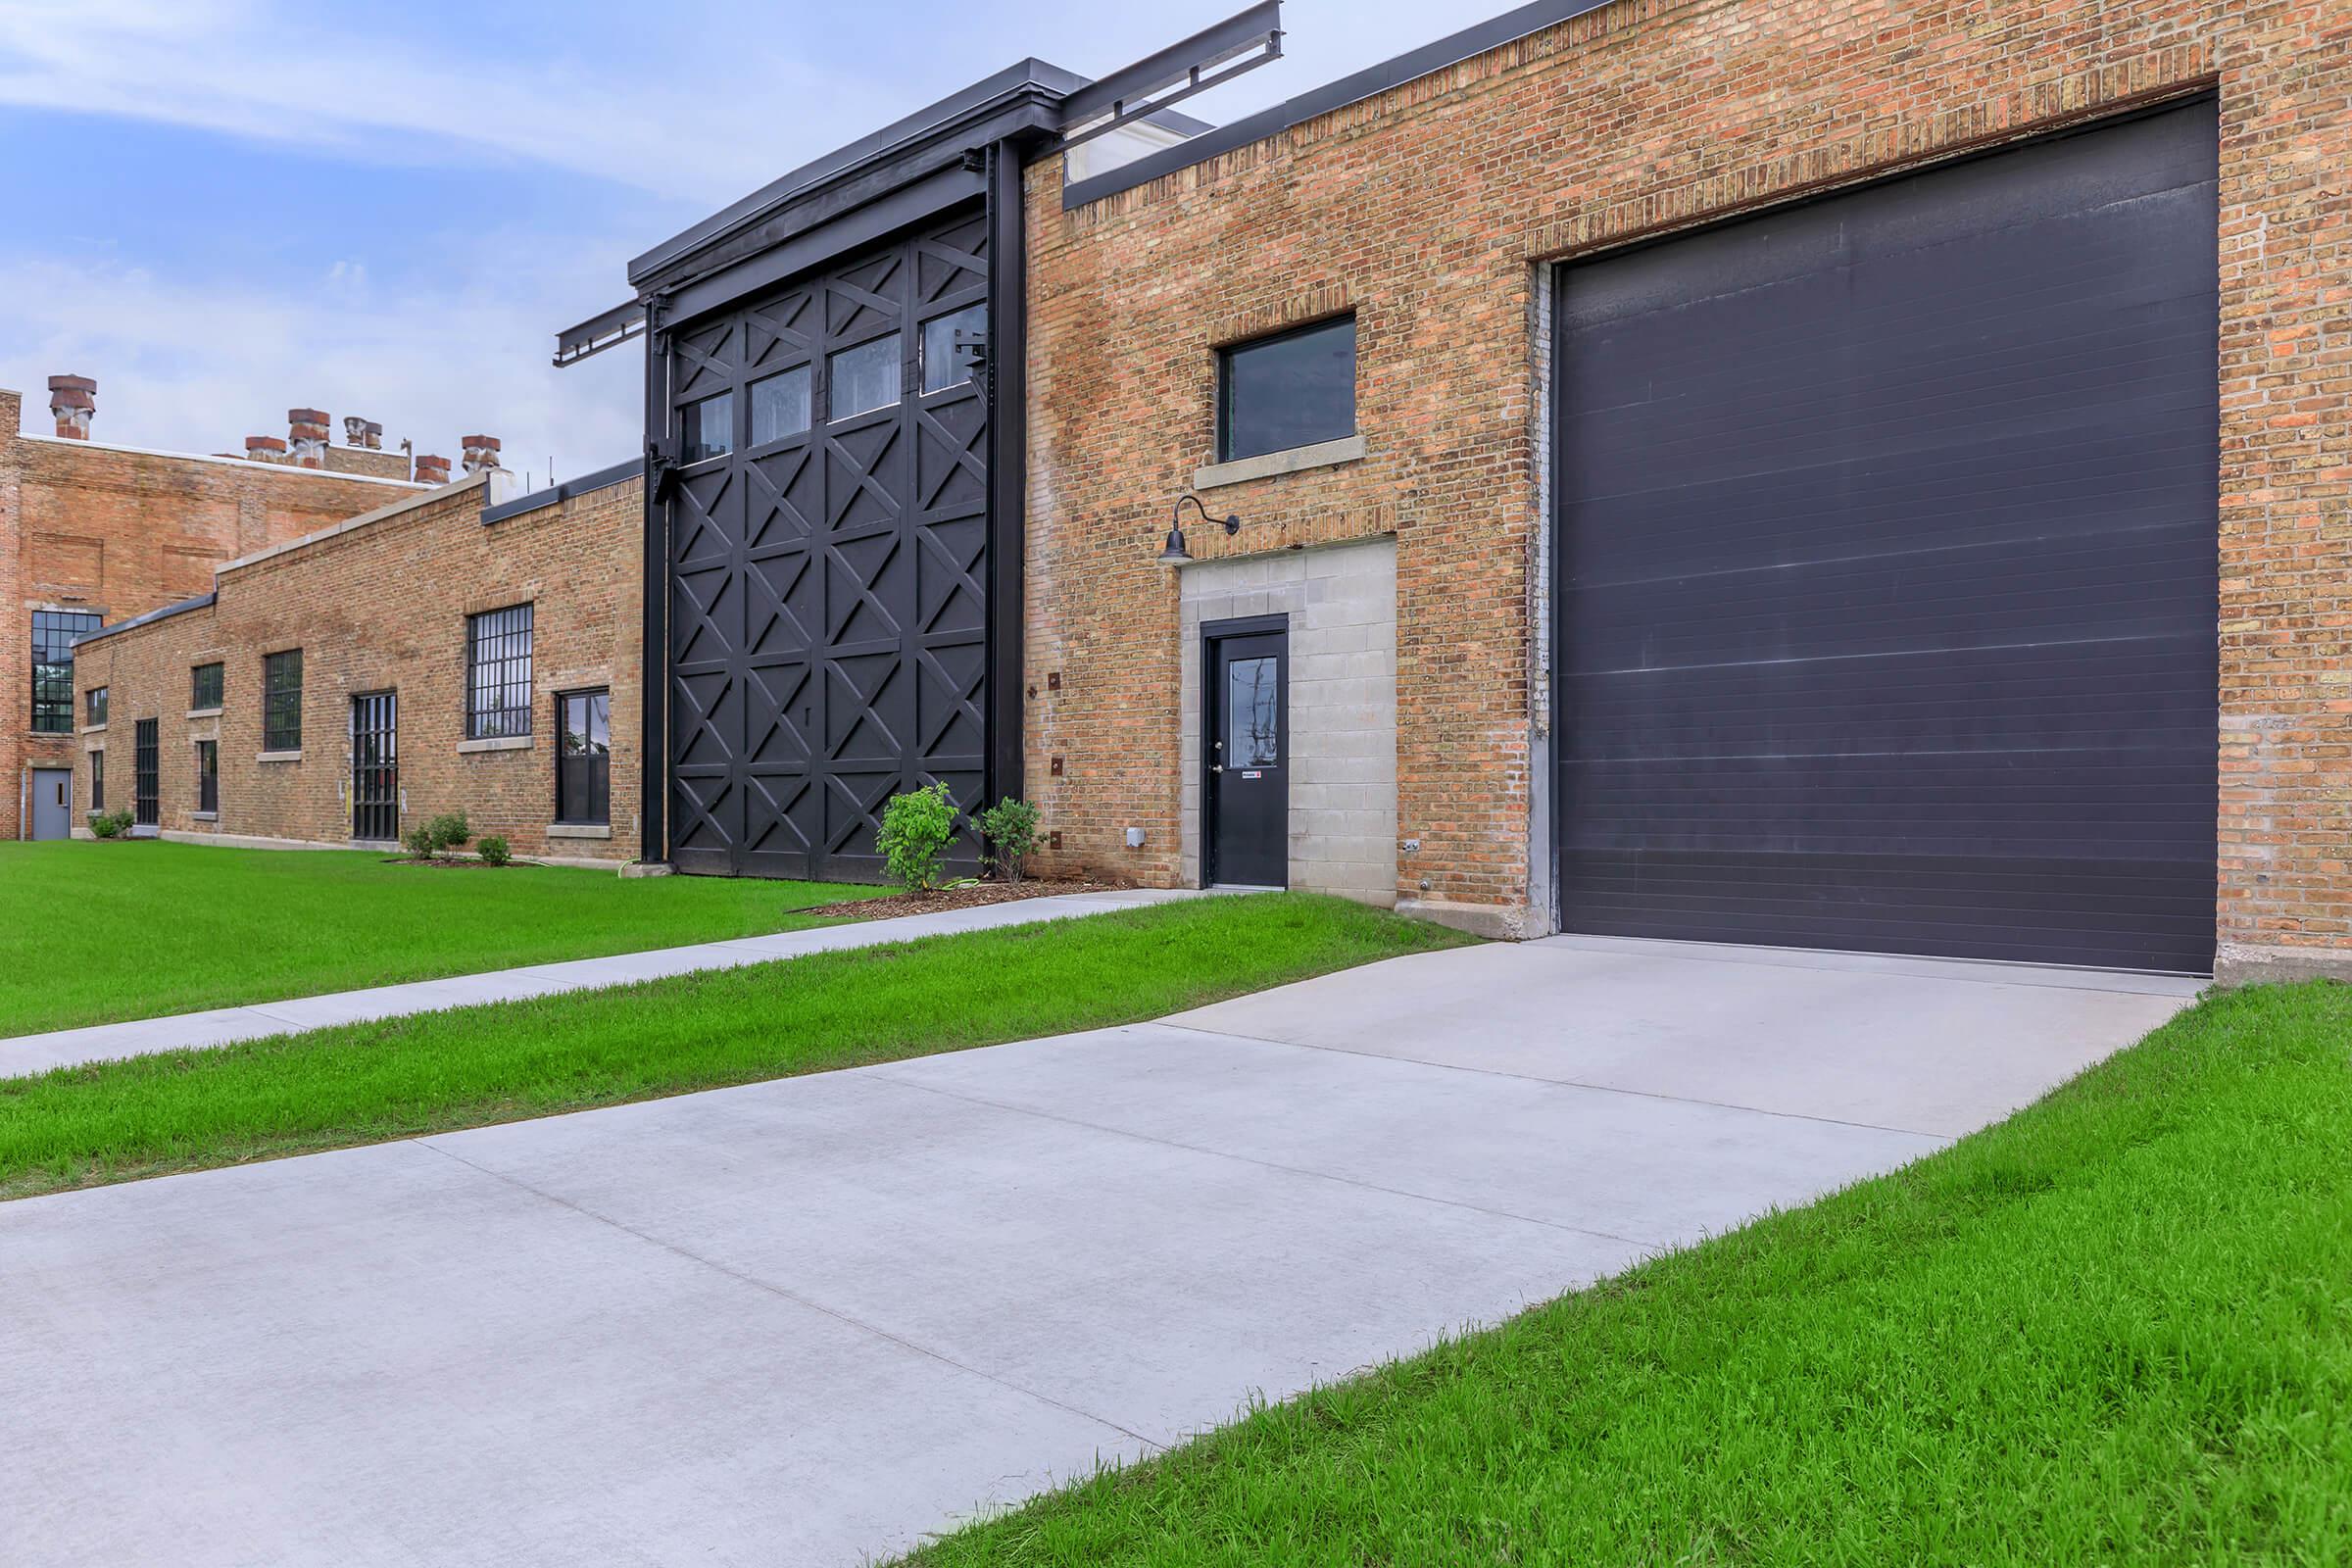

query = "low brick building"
[
  {"left": 69, "top": 464, "right": 644, "bottom": 863},
  {"left": 3, "top": 379, "right": 447, "bottom": 840}
]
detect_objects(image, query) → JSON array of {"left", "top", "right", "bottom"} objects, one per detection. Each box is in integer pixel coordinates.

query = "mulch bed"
[
  {"left": 379, "top": 858, "right": 531, "bottom": 870},
  {"left": 797, "top": 878, "right": 1129, "bottom": 920}
]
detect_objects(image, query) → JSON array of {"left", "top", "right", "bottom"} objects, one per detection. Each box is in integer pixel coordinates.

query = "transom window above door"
[
  {"left": 681, "top": 391, "right": 733, "bottom": 463},
  {"left": 750, "top": 366, "right": 811, "bottom": 445},
  {"left": 920, "top": 304, "right": 986, "bottom": 394},
  {"left": 828, "top": 334, "right": 901, "bottom": 419}
]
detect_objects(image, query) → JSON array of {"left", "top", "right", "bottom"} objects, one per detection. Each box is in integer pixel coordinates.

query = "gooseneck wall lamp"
[{"left": 1157, "top": 493, "right": 1241, "bottom": 565}]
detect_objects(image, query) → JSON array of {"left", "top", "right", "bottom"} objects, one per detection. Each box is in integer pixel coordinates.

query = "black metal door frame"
[
  {"left": 352, "top": 690, "right": 398, "bottom": 842},
  {"left": 643, "top": 137, "right": 1030, "bottom": 880},
  {"left": 1201, "top": 613, "right": 1290, "bottom": 890}
]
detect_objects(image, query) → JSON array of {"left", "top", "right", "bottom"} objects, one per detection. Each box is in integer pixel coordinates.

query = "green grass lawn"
[
  {"left": 906, "top": 980, "right": 2352, "bottom": 1566},
  {"left": 0, "top": 893, "right": 1471, "bottom": 1200},
  {"left": 0, "top": 839, "right": 879, "bottom": 1037}
]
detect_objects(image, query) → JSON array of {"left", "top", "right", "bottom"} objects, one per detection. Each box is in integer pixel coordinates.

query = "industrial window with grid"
[
  {"left": 466, "top": 604, "right": 534, "bottom": 740},
  {"left": 30, "top": 611, "right": 102, "bottom": 734},
  {"left": 263, "top": 650, "right": 302, "bottom": 751}
]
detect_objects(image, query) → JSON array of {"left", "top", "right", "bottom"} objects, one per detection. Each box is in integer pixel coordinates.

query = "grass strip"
[
  {"left": 0, "top": 893, "right": 1472, "bottom": 1201},
  {"left": 0, "top": 839, "right": 878, "bottom": 1036},
  {"left": 905, "top": 979, "right": 2352, "bottom": 1566}
]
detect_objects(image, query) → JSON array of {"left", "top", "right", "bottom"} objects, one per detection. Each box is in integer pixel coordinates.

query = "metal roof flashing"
[
  {"left": 627, "top": 60, "right": 1085, "bottom": 297},
  {"left": 1059, "top": 0, "right": 1619, "bottom": 210}
]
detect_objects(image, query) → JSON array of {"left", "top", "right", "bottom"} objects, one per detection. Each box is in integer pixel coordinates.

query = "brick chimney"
[
  {"left": 245, "top": 435, "right": 288, "bottom": 464},
  {"left": 460, "top": 434, "right": 502, "bottom": 476},
  {"left": 47, "top": 374, "right": 95, "bottom": 439},
  {"left": 343, "top": 416, "right": 384, "bottom": 451},
  {"left": 414, "top": 453, "right": 452, "bottom": 484},
  {"left": 287, "top": 408, "right": 330, "bottom": 468}
]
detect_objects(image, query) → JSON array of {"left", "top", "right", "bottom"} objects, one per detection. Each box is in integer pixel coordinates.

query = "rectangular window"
[
  {"left": 89, "top": 750, "right": 104, "bottom": 811},
  {"left": 191, "top": 662, "right": 223, "bottom": 710},
  {"left": 556, "top": 688, "right": 612, "bottom": 825},
  {"left": 920, "top": 304, "right": 986, "bottom": 394},
  {"left": 828, "top": 333, "right": 901, "bottom": 419},
  {"left": 86, "top": 686, "right": 108, "bottom": 726},
  {"left": 680, "top": 390, "right": 733, "bottom": 463},
  {"left": 750, "top": 366, "right": 812, "bottom": 445},
  {"left": 133, "top": 718, "right": 159, "bottom": 827},
  {"left": 31, "top": 611, "right": 103, "bottom": 734},
  {"left": 263, "top": 650, "right": 303, "bottom": 751},
  {"left": 466, "top": 604, "right": 534, "bottom": 740},
  {"left": 195, "top": 739, "right": 219, "bottom": 814},
  {"left": 1217, "top": 315, "right": 1357, "bottom": 463}
]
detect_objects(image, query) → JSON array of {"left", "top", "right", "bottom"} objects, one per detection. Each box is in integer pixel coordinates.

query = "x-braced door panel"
[{"left": 666, "top": 207, "right": 990, "bottom": 880}]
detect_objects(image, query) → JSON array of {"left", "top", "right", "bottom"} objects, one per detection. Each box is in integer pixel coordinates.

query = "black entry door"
[
  {"left": 1205, "top": 620, "right": 1288, "bottom": 888},
  {"left": 1553, "top": 101, "right": 2220, "bottom": 972},
  {"left": 353, "top": 692, "right": 397, "bottom": 841},
  {"left": 667, "top": 208, "right": 991, "bottom": 880}
]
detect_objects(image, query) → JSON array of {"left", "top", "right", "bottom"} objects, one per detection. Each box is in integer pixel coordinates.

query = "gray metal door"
[
  {"left": 667, "top": 209, "right": 991, "bottom": 880},
  {"left": 29, "top": 769, "right": 70, "bottom": 841},
  {"left": 1553, "top": 101, "right": 2220, "bottom": 972}
]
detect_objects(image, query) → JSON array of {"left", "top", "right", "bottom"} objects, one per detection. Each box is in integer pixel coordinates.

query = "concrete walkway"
[
  {"left": 0, "top": 888, "right": 1200, "bottom": 1077},
  {"left": 0, "top": 935, "right": 2202, "bottom": 1566}
]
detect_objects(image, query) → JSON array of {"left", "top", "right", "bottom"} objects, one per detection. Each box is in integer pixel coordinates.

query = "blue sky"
[{"left": 0, "top": 0, "right": 1477, "bottom": 485}]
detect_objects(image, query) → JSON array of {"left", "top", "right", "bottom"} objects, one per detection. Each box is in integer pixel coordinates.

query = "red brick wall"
[
  {"left": 4, "top": 392, "right": 427, "bottom": 837},
  {"left": 1022, "top": 0, "right": 2351, "bottom": 972},
  {"left": 69, "top": 472, "right": 644, "bottom": 862}
]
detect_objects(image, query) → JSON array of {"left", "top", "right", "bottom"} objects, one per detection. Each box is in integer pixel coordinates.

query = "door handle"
[{"left": 1210, "top": 764, "right": 1225, "bottom": 774}]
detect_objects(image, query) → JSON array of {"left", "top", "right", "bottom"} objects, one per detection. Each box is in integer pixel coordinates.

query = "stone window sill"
[
  {"left": 79, "top": 722, "right": 107, "bottom": 735},
  {"left": 186, "top": 707, "right": 222, "bottom": 720},
  {"left": 458, "top": 734, "right": 533, "bottom": 755},
  {"left": 547, "top": 822, "right": 612, "bottom": 840},
  {"left": 1193, "top": 433, "right": 1366, "bottom": 491},
  {"left": 192, "top": 810, "right": 218, "bottom": 822},
  {"left": 257, "top": 750, "right": 302, "bottom": 763}
]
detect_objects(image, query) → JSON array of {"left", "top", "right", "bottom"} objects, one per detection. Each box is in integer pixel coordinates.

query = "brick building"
[
  {"left": 3, "top": 378, "right": 446, "bottom": 840},
  {"left": 68, "top": 463, "right": 644, "bottom": 864},
  {"left": 569, "top": 0, "right": 2348, "bottom": 982}
]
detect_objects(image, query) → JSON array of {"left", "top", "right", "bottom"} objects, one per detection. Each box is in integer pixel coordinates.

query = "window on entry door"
[{"left": 557, "top": 689, "right": 610, "bottom": 825}]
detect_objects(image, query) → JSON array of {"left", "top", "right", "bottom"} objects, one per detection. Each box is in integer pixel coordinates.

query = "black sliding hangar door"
[
  {"left": 1552, "top": 100, "right": 2220, "bottom": 972},
  {"left": 666, "top": 211, "right": 993, "bottom": 880}
]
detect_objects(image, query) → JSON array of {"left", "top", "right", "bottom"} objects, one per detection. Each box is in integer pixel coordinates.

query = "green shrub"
[
  {"left": 876, "top": 781, "right": 959, "bottom": 893},
  {"left": 402, "top": 826, "right": 436, "bottom": 860},
  {"left": 426, "top": 812, "right": 470, "bottom": 854},
  {"left": 476, "top": 835, "right": 512, "bottom": 867},
  {"left": 974, "top": 796, "right": 1040, "bottom": 883},
  {"left": 89, "top": 809, "right": 133, "bottom": 840}
]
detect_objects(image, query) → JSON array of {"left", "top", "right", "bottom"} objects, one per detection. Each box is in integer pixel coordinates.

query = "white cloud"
[
  {"left": 0, "top": 247, "right": 644, "bottom": 486},
  {"left": 0, "top": 0, "right": 894, "bottom": 202}
]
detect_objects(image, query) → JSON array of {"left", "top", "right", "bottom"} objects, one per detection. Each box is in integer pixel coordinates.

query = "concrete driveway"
[{"left": 0, "top": 934, "right": 2199, "bottom": 1566}]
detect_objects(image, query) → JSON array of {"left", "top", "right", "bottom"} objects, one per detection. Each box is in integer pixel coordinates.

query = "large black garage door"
[
  {"left": 1554, "top": 101, "right": 2219, "bottom": 972},
  {"left": 668, "top": 209, "right": 992, "bottom": 879}
]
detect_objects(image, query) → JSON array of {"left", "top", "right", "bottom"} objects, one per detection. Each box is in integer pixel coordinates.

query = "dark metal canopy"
[
  {"left": 1054, "top": 1, "right": 1281, "bottom": 151},
  {"left": 554, "top": 4, "right": 1287, "bottom": 364}
]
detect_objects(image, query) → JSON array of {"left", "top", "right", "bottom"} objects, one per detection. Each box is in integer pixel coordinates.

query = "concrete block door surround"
[{"left": 1178, "top": 538, "right": 1398, "bottom": 904}]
